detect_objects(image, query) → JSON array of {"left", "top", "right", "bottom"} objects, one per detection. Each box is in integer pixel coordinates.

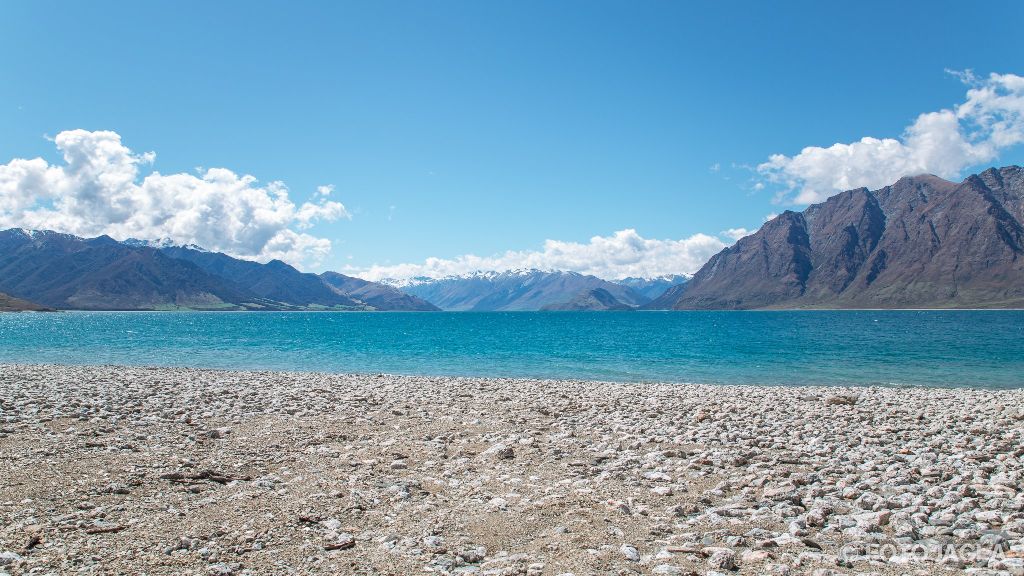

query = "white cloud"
[
  {"left": 721, "top": 227, "right": 751, "bottom": 241},
  {"left": 759, "top": 71, "right": 1024, "bottom": 204},
  {"left": 0, "top": 130, "right": 347, "bottom": 268},
  {"left": 352, "top": 229, "right": 728, "bottom": 282}
]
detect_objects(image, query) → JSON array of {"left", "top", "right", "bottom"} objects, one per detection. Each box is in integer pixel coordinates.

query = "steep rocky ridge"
[{"left": 659, "top": 166, "right": 1024, "bottom": 309}]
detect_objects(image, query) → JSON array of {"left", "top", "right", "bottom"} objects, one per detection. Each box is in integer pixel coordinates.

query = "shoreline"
[
  {"left": 7, "top": 307, "right": 1024, "bottom": 312},
  {"left": 2, "top": 361, "right": 1020, "bottom": 391},
  {"left": 2, "top": 364, "right": 1022, "bottom": 575}
]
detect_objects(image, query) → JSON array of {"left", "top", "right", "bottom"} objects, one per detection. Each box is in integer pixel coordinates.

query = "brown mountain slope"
[
  {"left": 0, "top": 292, "right": 52, "bottom": 312},
  {"left": 540, "top": 287, "right": 634, "bottom": 311},
  {"left": 663, "top": 166, "right": 1024, "bottom": 309}
]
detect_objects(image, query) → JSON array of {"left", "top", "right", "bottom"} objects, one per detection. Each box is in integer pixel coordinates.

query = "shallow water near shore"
[{"left": 0, "top": 310, "right": 1022, "bottom": 388}]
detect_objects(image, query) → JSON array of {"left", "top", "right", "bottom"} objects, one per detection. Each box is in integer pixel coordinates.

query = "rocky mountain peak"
[{"left": 656, "top": 165, "right": 1024, "bottom": 309}]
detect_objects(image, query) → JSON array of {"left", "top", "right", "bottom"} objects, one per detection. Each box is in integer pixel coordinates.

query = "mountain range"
[
  {"left": 389, "top": 270, "right": 663, "bottom": 311},
  {"left": 0, "top": 229, "right": 683, "bottom": 312},
  {"left": 6, "top": 165, "right": 1020, "bottom": 312},
  {"left": 0, "top": 229, "right": 437, "bottom": 311},
  {"left": 650, "top": 165, "right": 1024, "bottom": 309}
]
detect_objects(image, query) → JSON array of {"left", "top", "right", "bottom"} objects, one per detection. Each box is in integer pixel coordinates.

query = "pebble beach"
[{"left": 1, "top": 364, "right": 1023, "bottom": 575}]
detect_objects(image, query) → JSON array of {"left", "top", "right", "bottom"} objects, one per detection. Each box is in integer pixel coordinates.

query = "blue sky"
[{"left": 2, "top": 0, "right": 1023, "bottom": 278}]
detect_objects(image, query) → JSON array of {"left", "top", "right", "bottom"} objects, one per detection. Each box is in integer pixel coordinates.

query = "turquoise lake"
[{"left": 0, "top": 310, "right": 1022, "bottom": 388}]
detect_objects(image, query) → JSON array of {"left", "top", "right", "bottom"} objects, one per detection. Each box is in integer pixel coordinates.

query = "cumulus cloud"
[
  {"left": 759, "top": 71, "right": 1024, "bottom": 204},
  {"left": 353, "top": 229, "right": 728, "bottom": 282},
  {"left": 0, "top": 130, "right": 347, "bottom": 267}
]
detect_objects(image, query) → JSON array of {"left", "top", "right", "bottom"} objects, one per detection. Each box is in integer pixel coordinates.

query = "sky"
[{"left": 2, "top": 0, "right": 1023, "bottom": 280}]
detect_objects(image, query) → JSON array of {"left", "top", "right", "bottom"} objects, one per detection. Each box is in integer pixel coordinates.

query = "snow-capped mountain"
[
  {"left": 380, "top": 268, "right": 546, "bottom": 289},
  {"left": 121, "top": 237, "right": 209, "bottom": 252},
  {"left": 613, "top": 274, "right": 690, "bottom": 300},
  {"left": 391, "top": 269, "right": 652, "bottom": 311}
]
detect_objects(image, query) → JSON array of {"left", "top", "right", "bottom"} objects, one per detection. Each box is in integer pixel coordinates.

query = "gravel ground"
[{"left": 1, "top": 364, "right": 1023, "bottom": 576}]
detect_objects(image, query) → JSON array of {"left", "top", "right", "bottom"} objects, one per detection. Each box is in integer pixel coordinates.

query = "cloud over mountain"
[
  {"left": 759, "top": 71, "right": 1024, "bottom": 204},
  {"left": 0, "top": 130, "right": 347, "bottom": 267},
  {"left": 721, "top": 228, "right": 751, "bottom": 241},
  {"left": 354, "top": 229, "right": 728, "bottom": 281}
]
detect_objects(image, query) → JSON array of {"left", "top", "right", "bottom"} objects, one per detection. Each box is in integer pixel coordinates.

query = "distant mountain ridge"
[
  {"left": 540, "top": 287, "right": 634, "bottom": 311},
  {"left": 614, "top": 275, "right": 689, "bottom": 300},
  {"left": 0, "top": 229, "right": 437, "bottom": 311},
  {"left": 320, "top": 272, "right": 439, "bottom": 311},
  {"left": 0, "top": 229, "right": 684, "bottom": 312},
  {"left": 392, "top": 269, "right": 653, "bottom": 311},
  {"left": 652, "top": 165, "right": 1024, "bottom": 309},
  {"left": 159, "top": 247, "right": 362, "bottom": 309}
]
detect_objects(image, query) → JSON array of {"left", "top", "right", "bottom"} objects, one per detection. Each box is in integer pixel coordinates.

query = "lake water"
[{"left": 0, "top": 310, "right": 1022, "bottom": 388}]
